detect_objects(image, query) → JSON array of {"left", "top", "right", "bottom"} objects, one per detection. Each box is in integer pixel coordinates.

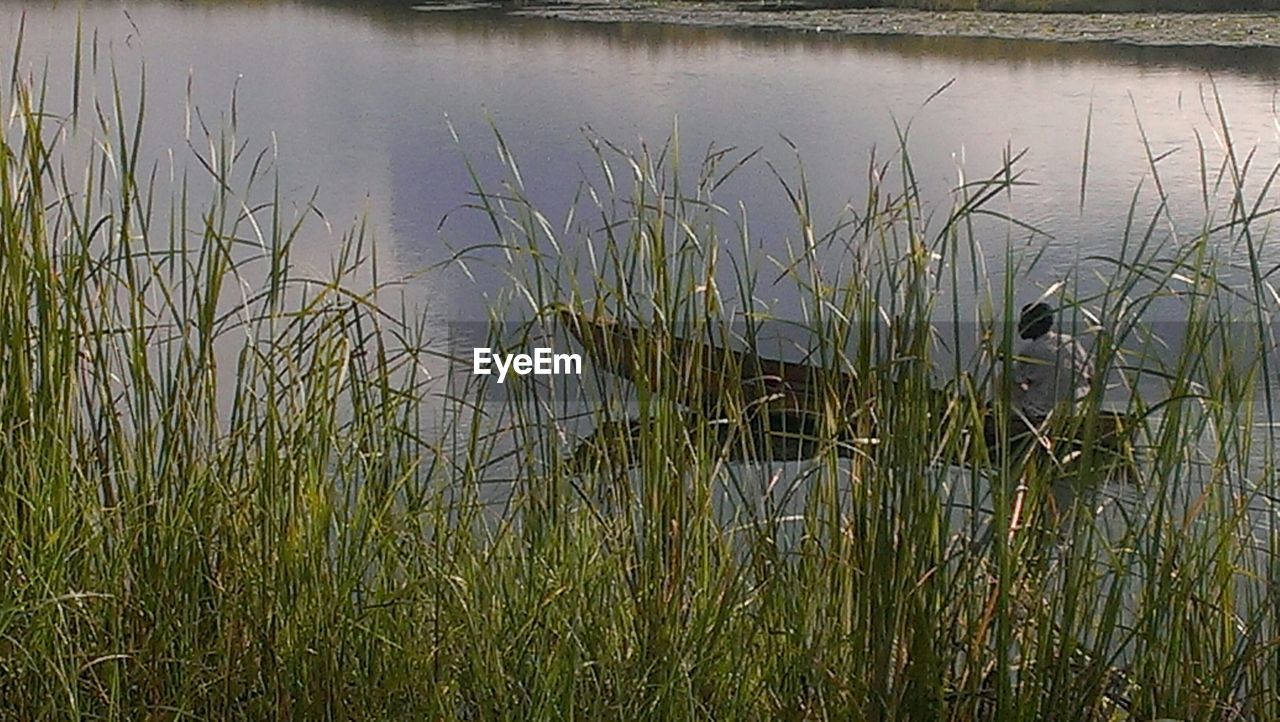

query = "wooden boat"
[
  {"left": 555, "top": 305, "right": 1140, "bottom": 468},
  {"left": 554, "top": 305, "right": 862, "bottom": 416}
]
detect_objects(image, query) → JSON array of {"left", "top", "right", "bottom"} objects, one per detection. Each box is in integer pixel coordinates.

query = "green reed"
[{"left": 1, "top": 35, "right": 1277, "bottom": 720}]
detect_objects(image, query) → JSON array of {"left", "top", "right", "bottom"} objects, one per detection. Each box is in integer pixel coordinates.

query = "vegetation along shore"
[{"left": 515, "top": 1, "right": 1280, "bottom": 47}]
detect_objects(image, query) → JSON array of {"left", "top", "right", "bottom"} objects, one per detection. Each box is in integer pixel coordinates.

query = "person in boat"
[{"left": 1008, "top": 301, "right": 1094, "bottom": 424}]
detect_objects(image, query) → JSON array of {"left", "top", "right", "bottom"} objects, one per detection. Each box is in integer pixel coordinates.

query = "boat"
[
  {"left": 554, "top": 304, "right": 1139, "bottom": 468},
  {"left": 554, "top": 304, "right": 863, "bottom": 416}
]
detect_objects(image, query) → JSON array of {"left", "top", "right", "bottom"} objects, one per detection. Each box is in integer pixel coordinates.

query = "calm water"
[
  {"left": 4, "top": 1, "right": 1278, "bottom": 553},
  {"left": 4, "top": 2, "right": 1279, "bottom": 470},
  {"left": 6, "top": 1, "right": 1280, "bottom": 315}
]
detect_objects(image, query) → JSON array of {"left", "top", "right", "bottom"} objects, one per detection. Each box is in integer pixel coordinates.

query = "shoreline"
[{"left": 514, "top": 2, "right": 1280, "bottom": 47}]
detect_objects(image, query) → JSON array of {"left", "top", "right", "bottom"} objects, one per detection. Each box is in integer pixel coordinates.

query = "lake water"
[
  {"left": 7, "top": 1, "right": 1280, "bottom": 309},
  {"left": 4, "top": 1, "right": 1279, "bottom": 481}
]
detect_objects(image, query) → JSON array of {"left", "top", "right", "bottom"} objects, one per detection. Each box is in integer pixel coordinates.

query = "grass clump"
[{"left": 2, "top": 35, "right": 1278, "bottom": 721}]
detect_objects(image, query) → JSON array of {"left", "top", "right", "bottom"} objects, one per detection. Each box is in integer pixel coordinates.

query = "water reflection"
[
  {"left": 5, "top": 3, "right": 1278, "bottom": 310},
  {"left": 5, "top": 10, "right": 1279, "bottom": 359},
  {"left": 5, "top": 0, "right": 1273, "bottom": 538}
]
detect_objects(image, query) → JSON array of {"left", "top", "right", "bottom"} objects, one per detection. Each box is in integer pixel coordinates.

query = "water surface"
[
  {"left": 4, "top": 1, "right": 1279, "bottom": 477},
  {"left": 6, "top": 2, "right": 1280, "bottom": 310}
]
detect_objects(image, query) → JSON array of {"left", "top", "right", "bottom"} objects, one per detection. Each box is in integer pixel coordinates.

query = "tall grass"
[{"left": 2, "top": 36, "right": 1278, "bottom": 720}]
